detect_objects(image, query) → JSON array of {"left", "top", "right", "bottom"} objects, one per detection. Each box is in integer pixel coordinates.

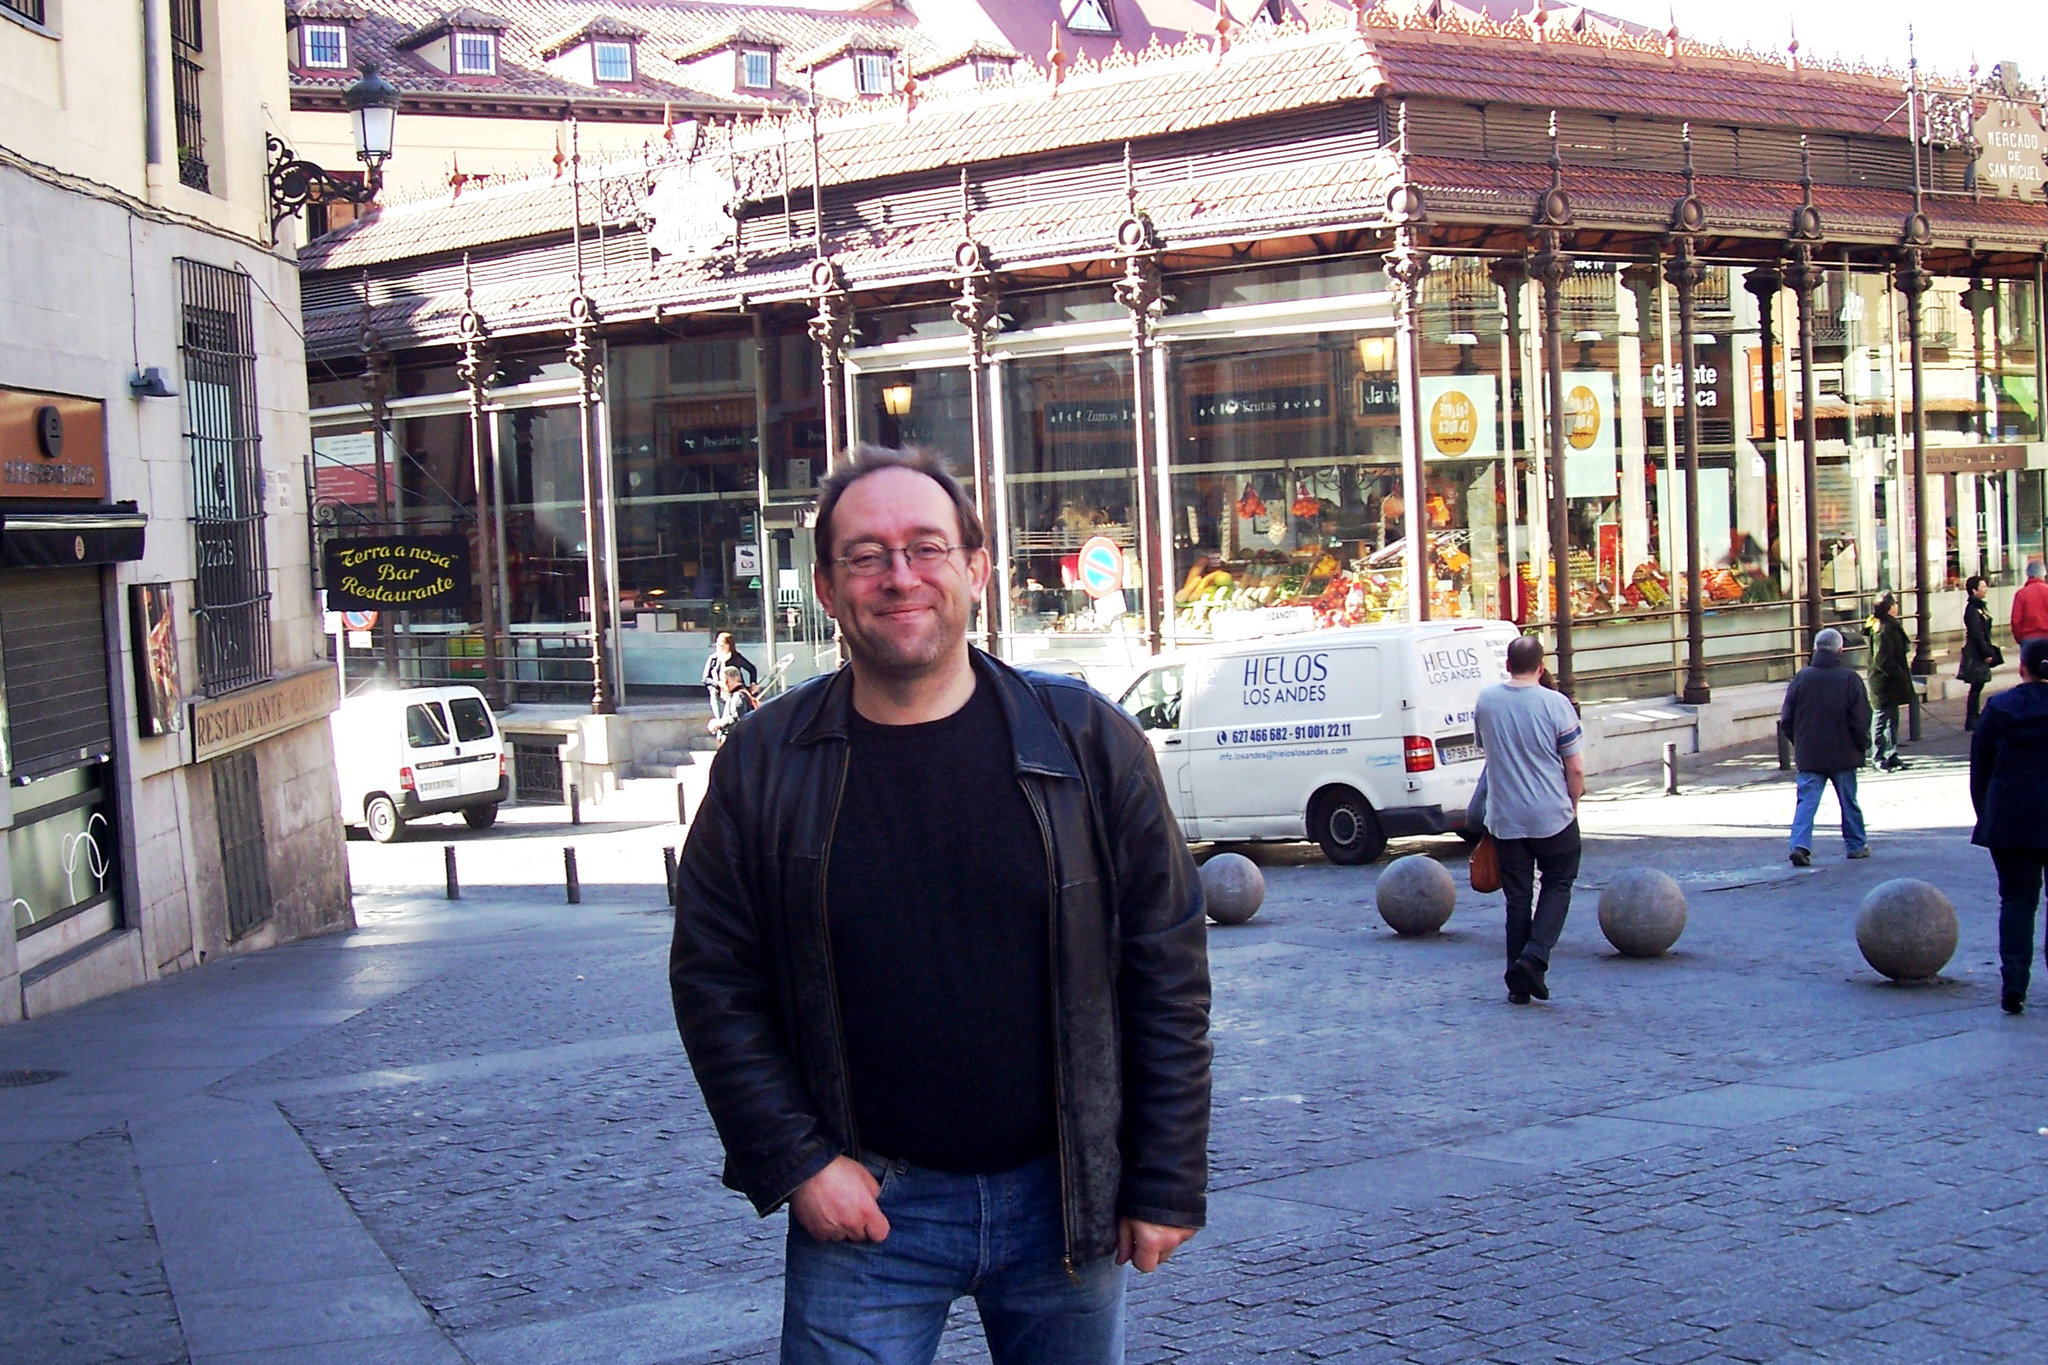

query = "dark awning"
[{"left": 0, "top": 502, "right": 147, "bottom": 568}]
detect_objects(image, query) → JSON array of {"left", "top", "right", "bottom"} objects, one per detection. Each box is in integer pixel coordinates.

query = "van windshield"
[
  {"left": 448, "top": 697, "right": 495, "bottom": 743},
  {"left": 405, "top": 702, "right": 451, "bottom": 748}
]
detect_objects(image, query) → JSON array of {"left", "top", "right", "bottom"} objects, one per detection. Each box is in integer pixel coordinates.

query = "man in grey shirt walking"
[{"left": 1474, "top": 636, "right": 1586, "bottom": 1005}]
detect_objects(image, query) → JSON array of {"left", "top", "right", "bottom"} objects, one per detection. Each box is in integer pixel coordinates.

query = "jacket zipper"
[
  {"left": 818, "top": 745, "right": 860, "bottom": 1160},
  {"left": 1022, "top": 778, "right": 1078, "bottom": 1282}
]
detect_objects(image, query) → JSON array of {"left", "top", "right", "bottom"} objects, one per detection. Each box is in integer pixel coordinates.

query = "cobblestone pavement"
[{"left": 3, "top": 700, "right": 2042, "bottom": 1364}]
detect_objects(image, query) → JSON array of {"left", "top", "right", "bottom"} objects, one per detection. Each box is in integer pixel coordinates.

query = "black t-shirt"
[{"left": 825, "top": 676, "right": 1056, "bottom": 1174}]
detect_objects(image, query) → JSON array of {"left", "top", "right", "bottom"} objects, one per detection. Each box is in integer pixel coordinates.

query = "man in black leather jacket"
[{"left": 670, "top": 446, "right": 1210, "bottom": 1364}]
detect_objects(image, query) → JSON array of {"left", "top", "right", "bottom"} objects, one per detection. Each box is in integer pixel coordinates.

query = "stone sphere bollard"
[
  {"left": 1375, "top": 854, "right": 1456, "bottom": 936},
  {"left": 1855, "top": 878, "right": 1958, "bottom": 982},
  {"left": 1200, "top": 852, "right": 1265, "bottom": 926},
  {"left": 1596, "top": 868, "right": 1688, "bottom": 958}
]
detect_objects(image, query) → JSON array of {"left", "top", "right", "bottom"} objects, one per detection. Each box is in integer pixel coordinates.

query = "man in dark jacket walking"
[
  {"left": 669, "top": 446, "right": 1210, "bottom": 1365},
  {"left": 1780, "top": 628, "right": 1872, "bottom": 867},
  {"left": 1970, "top": 636, "right": 2048, "bottom": 1014},
  {"left": 1866, "top": 592, "right": 1915, "bottom": 771}
]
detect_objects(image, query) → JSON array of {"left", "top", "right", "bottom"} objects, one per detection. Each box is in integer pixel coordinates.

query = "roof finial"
[
  {"left": 1212, "top": 0, "right": 1236, "bottom": 55},
  {"left": 448, "top": 153, "right": 468, "bottom": 200},
  {"left": 661, "top": 101, "right": 675, "bottom": 143},
  {"left": 1352, "top": 0, "right": 1372, "bottom": 33},
  {"left": 1786, "top": 21, "right": 1799, "bottom": 71},
  {"left": 1528, "top": 0, "right": 1547, "bottom": 41},
  {"left": 1664, "top": 4, "right": 1680, "bottom": 60},
  {"left": 1681, "top": 121, "right": 1695, "bottom": 198},
  {"left": 1047, "top": 21, "right": 1069, "bottom": 91}
]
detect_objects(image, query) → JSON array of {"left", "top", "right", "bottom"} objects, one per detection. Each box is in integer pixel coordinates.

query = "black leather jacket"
[{"left": 669, "top": 650, "right": 1211, "bottom": 1265}]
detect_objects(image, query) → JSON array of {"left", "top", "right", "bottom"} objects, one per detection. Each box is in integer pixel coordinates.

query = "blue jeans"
[
  {"left": 782, "top": 1154, "right": 1127, "bottom": 1365},
  {"left": 1790, "top": 770, "right": 1867, "bottom": 855}
]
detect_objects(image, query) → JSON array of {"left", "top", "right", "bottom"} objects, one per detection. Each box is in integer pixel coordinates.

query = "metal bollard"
[
  {"left": 564, "top": 846, "right": 581, "bottom": 904},
  {"left": 1662, "top": 740, "right": 1679, "bottom": 796},
  {"left": 1908, "top": 687, "right": 1923, "bottom": 743},
  {"left": 662, "top": 846, "right": 677, "bottom": 907},
  {"left": 569, "top": 783, "right": 582, "bottom": 826},
  {"left": 444, "top": 845, "right": 460, "bottom": 900},
  {"left": 677, "top": 781, "right": 687, "bottom": 828}
]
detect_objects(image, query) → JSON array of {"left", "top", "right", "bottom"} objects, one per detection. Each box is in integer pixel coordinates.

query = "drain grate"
[{"left": 0, "top": 1069, "right": 65, "bottom": 1088}]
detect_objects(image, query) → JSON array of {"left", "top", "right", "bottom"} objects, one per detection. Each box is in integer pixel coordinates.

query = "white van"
[
  {"left": 330, "top": 685, "right": 509, "bottom": 843},
  {"left": 1116, "top": 621, "right": 1518, "bottom": 863}
]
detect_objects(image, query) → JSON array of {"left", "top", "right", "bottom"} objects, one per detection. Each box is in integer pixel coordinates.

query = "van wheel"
[
  {"left": 462, "top": 803, "right": 499, "bottom": 830},
  {"left": 366, "top": 795, "right": 405, "bottom": 844},
  {"left": 1312, "top": 788, "right": 1385, "bottom": 865}
]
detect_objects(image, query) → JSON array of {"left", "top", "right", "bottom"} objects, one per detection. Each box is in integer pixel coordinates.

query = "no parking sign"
[{"left": 1076, "top": 536, "right": 1124, "bottom": 599}]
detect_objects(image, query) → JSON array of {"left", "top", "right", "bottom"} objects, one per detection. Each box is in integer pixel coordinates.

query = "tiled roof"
[
  {"left": 294, "top": 1, "right": 951, "bottom": 115},
  {"left": 535, "top": 13, "right": 645, "bottom": 58},
  {"left": 664, "top": 24, "right": 791, "bottom": 63},
  {"left": 909, "top": 40, "right": 1025, "bottom": 80},
  {"left": 288, "top": 0, "right": 371, "bottom": 21}
]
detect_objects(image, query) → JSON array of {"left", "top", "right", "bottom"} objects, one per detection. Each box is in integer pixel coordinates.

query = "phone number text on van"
[
  {"left": 1217, "top": 721, "right": 1354, "bottom": 745},
  {"left": 1240, "top": 651, "right": 1330, "bottom": 706}
]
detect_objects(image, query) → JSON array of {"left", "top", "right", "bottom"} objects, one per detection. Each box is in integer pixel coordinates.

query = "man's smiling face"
[{"left": 813, "top": 466, "right": 990, "bottom": 683}]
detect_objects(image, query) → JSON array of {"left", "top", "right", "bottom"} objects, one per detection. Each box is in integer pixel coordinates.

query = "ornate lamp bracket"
[{"left": 268, "top": 134, "right": 384, "bottom": 235}]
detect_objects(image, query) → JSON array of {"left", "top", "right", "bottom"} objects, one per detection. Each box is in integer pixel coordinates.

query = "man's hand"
[
  {"left": 788, "top": 1155, "right": 890, "bottom": 1243},
  {"left": 1116, "top": 1217, "right": 1196, "bottom": 1272}
]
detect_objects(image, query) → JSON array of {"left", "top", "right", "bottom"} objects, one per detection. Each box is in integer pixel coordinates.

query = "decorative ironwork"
[
  {"left": 268, "top": 135, "right": 382, "bottom": 234},
  {"left": 171, "top": 0, "right": 208, "bottom": 192}
]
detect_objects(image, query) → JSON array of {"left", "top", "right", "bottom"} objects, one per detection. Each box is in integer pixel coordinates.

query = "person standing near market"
[
  {"left": 700, "top": 631, "right": 757, "bottom": 708},
  {"left": 1959, "top": 575, "right": 2003, "bottom": 732},
  {"left": 669, "top": 446, "right": 1211, "bottom": 1364},
  {"left": 1779, "top": 628, "right": 1871, "bottom": 867},
  {"left": 1866, "top": 592, "right": 1915, "bottom": 772},
  {"left": 1969, "top": 637, "right": 2048, "bottom": 1015},
  {"left": 1473, "top": 635, "right": 1585, "bottom": 1005},
  {"left": 2012, "top": 560, "right": 2048, "bottom": 653}
]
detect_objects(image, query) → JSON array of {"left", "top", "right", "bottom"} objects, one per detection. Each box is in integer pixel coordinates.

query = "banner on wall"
[
  {"left": 1418, "top": 376, "right": 1498, "bottom": 460},
  {"left": 1561, "top": 371, "right": 1618, "bottom": 498}
]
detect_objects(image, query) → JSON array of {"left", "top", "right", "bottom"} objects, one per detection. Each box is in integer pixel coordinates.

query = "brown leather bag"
[{"left": 1469, "top": 833, "right": 1502, "bottom": 894}]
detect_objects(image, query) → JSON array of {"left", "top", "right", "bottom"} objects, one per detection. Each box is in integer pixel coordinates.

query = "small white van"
[
  {"left": 330, "top": 685, "right": 509, "bottom": 843},
  {"left": 1116, "top": 620, "right": 1518, "bottom": 863}
]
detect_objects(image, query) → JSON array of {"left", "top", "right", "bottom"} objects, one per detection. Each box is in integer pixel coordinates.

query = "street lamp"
[
  {"left": 881, "top": 381, "right": 915, "bottom": 417},
  {"left": 1355, "top": 334, "right": 1396, "bottom": 376},
  {"left": 268, "top": 63, "right": 402, "bottom": 237}
]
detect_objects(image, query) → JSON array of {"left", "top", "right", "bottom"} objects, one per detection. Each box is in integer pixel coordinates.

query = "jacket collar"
[{"left": 788, "top": 649, "right": 1082, "bottom": 780}]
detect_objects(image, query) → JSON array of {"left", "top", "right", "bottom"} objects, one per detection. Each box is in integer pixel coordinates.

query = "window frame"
[
  {"left": 1065, "top": 0, "right": 1117, "bottom": 36},
  {"left": 1, "top": 0, "right": 50, "bottom": 30},
  {"left": 738, "top": 46, "right": 773, "bottom": 89},
  {"left": 592, "top": 38, "right": 634, "bottom": 83},
  {"left": 301, "top": 21, "right": 348, "bottom": 69},
  {"left": 973, "top": 56, "right": 1009, "bottom": 83},
  {"left": 453, "top": 29, "right": 497, "bottom": 76},
  {"left": 852, "top": 50, "right": 894, "bottom": 96}
]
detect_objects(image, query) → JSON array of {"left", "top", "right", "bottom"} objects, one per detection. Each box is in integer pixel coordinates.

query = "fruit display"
[{"left": 1172, "top": 531, "right": 1477, "bottom": 634}]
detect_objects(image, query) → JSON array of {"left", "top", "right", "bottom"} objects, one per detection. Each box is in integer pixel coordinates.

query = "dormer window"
[
  {"left": 1065, "top": 0, "right": 1115, "bottom": 35},
  {"left": 740, "top": 47, "right": 773, "bottom": 89},
  {"left": 974, "top": 56, "right": 1009, "bottom": 83},
  {"left": 302, "top": 22, "right": 349, "bottom": 69},
  {"left": 852, "top": 50, "right": 893, "bottom": 96},
  {"left": 593, "top": 39, "right": 633, "bottom": 82},
  {"left": 454, "top": 30, "right": 496, "bottom": 75}
]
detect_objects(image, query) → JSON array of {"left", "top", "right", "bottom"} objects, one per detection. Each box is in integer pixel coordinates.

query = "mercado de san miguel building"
[{"left": 297, "top": 6, "right": 2048, "bottom": 733}]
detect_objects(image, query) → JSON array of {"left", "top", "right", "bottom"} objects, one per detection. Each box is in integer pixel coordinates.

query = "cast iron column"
[
  {"left": 1388, "top": 230, "right": 1433, "bottom": 622},
  {"left": 1666, "top": 236, "right": 1711, "bottom": 705},
  {"left": 809, "top": 260, "right": 853, "bottom": 468},
  {"left": 1894, "top": 245, "right": 1934, "bottom": 674},
  {"left": 567, "top": 297, "right": 614, "bottom": 715},
  {"left": 1744, "top": 263, "right": 1784, "bottom": 582},
  {"left": 1114, "top": 214, "right": 1167, "bottom": 654},
  {"left": 1531, "top": 233, "right": 1575, "bottom": 696},
  {"left": 358, "top": 349, "right": 400, "bottom": 681},
  {"left": 455, "top": 310, "right": 503, "bottom": 707},
  {"left": 954, "top": 243, "right": 1001, "bottom": 654},
  {"left": 1784, "top": 245, "right": 1826, "bottom": 649}
]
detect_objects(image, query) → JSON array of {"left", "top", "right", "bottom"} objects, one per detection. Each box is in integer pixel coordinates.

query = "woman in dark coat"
[
  {"left": 1971, "top": 637, "right": 2048, "bottom": 1013},
  {"left": 1866, "top": 592, "right": 1915, "bottom": 771},
  {"left": 1958, "top": 574, "right": 2002, "bottom": 731}
]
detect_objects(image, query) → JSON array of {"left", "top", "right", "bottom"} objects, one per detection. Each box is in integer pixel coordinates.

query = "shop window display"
[
  {"left": 855, "top": 368, "right": 974, "bottom": 468},
  {"left": 1002, "top": 351, "right": 1144, "bottom": 656}
]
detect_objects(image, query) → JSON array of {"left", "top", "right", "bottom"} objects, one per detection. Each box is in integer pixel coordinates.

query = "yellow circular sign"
[
  {"left": 1565, "top": 385, "right": 1603, "bottom": 450},
  {"left": 1429, "top": 390, "right": 1478, "bottom": 456}
]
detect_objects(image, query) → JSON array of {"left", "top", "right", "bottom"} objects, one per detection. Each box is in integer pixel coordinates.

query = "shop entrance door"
[{"left": 767, "top": 515, "right": 836, "bottom": 687}]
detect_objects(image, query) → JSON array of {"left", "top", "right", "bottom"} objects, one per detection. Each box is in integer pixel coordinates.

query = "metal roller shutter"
[{"left": 1, "top": 568, "right": 112, "bottom": 780}]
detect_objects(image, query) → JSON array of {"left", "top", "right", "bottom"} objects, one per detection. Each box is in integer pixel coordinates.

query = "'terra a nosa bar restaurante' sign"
[{"left": 322, "top": 535, "right": 471, "bottom": 611}]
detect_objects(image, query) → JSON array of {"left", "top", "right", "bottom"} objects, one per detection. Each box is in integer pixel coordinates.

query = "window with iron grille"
[
  {"left": 177, "top": 261, "right": 273, "bottom": 696},
  {"left": 454, "top": 31, "right": 496, "bottom": 75},
  {"left": 593, "top": 39, "right": 633, "bottom": 83},
  {"left": 1, "top": 0, "right": 48, "bottom": 27},
  {"left": 853, "top": 51, "right": 893, "bottom": 96},
  {"left": 170, "top": 0, "right": 208, "bottom": 191},
  {"left": 302, "top": 22, "right": 348, "bottom": 69},
  {"left": 739, "top": 48, "right": 772, "bottom": 89}
]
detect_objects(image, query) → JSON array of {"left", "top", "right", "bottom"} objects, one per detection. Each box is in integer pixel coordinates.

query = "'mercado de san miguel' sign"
[
  {"left": 322, "top": 535, "right": 471, "bottom": 611},
  {"left": 1973, "top": 100, "right": 2048, "bottom": 200}
]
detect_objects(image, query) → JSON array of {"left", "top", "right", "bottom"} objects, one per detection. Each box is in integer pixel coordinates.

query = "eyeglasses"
[{"left": 834, "top": 540, "right": 967, "bottom": 577}]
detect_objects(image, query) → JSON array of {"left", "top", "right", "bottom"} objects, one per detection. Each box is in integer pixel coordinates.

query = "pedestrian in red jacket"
[{"left": 2012, "top": 561, "right": 2048, "bottom": 647}]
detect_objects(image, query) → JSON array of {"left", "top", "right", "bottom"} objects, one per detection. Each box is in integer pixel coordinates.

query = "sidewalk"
[{"left": 1, "top": 688, "right": 2036, "bottom": 1364}]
